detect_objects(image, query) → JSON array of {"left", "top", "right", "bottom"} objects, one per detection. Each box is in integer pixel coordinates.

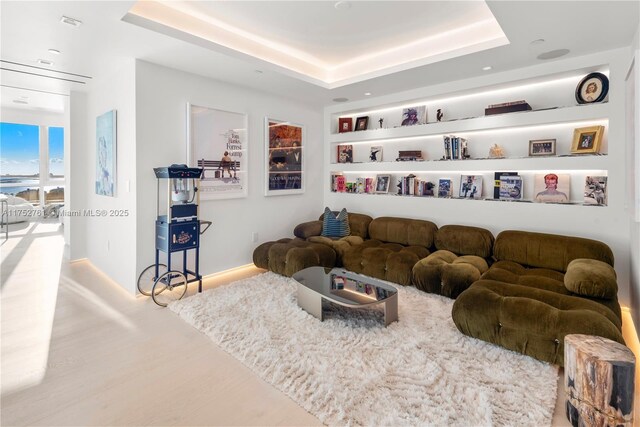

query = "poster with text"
[
  {"left": 187, "top": 104, "right": 248, "bottom": 199},
  {"left": 265, "top": 118, "right": 304, "bottom": 196}
]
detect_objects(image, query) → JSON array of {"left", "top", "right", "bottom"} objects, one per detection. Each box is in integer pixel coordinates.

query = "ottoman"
[{"left": 252, "top": 237, "right": 336, "bottom": 277}]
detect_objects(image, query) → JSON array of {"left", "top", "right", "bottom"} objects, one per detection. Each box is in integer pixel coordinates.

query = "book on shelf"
[
  {"left": 494, "top": 172, "right": 518, "bottom": 199},
  {"left": 370, "top": 145, "right": 383, "bottom": 162},
  {"left": 443, "top": 136, "right": 452, "bottom": 160},
  {"left": 365, "top": 177, "right": 374, "bottom": 193},
  {"left": 336, "top": 175, "right": 346, "bottom": 192},
  {"left": 533, "top": 173, "right": 570, "bottom": 203},
  {"left": 499, "top": 175, "right": 523, "bottom": 200},
  {"left": 487, "top": 100, "right": 527, "bottom": 108},
  {"left": 356, "top": 177, "right": 365, "bottom": 194},
  {"left": 438, "top": 179, "right": 452, "bottom": 198},
  {"left": 337, "top": 144, "right": 353, "bottom": 163},
  {"left": 459, "top": 175, "right": 483, "bottom": 199},
  {"left": 584, "top": 176, "right": 607, "bottom": 206},
  {"left": 331, "top": 172, "right": 343, "bottom": 192}
]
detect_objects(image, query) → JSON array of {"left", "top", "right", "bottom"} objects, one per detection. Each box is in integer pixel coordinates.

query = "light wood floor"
[{"left": 0, "top": 220, "right": 587, "bottom": 426}]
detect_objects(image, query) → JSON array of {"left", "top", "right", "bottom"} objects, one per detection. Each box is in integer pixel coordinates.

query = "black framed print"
[{"left": 575, "top": 72, "right": 609, "bottom": 104}]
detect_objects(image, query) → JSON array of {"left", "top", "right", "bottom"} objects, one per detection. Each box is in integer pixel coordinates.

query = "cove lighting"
[
  {"left": 482, "top": 66, "right": 492, "bottom": 71},
  {"left": 336, "top": 74, "right": 604, "bottom": 118},
  {"left": 336, "top": 170, "right": 609, "bottom": 175}
]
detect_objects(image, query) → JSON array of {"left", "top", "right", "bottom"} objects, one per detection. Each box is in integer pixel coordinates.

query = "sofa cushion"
[
  {"left": 493, "top": 230, "right": 614, "bottom": 272},
  {"left": 319, "top": 211, "right": 373, "bottom": 239},
  {"left": 412, "top": 250, "right": 488, "bottom": 299},
  {"left": 321, "top": 207, "right": 350, "bottom": 238},
  {"left": 564, "top": 258, "right": 618, "bottom": 299},
  {"left": 434, "top": 225, "right": 494, "bottom": 258},
  {"left": 294, "top": 220, "right": 323, "bottom": 239},
  {"left": 368, "top": 216, "right": 437, "bottom": 248}
]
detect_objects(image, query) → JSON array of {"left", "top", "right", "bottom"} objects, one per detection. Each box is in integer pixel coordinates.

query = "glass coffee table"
[{"left": 292, "top": 267, "right": 398, "bottom": 326}]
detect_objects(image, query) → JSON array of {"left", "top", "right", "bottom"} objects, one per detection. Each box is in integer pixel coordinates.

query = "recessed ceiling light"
[
  {"left": 482, "top": 66, "right": 492, "bottom": 71},
  {"left": 13, "top": 99, "right": 29, "bottom": 105},
  {"left": 37, "top": 59, "right": 54, "bottom": 66},
  {"left": 333, "top": 97, "right": 349, "bottom": 103},
  {"left": 60, "top": 15, "right": 82, "bottom": 27},
  {"left": 364, "top": 92, "right": 371, "bottom": 96},
  {"left": 530, "top": 39, "right": 545, "bottom": 45},
  {"left": 48, "top": 49, "right": 61, "bottom": 55},
  {"left": 334, "top": 1, "right": 351, "bottom": 10},
  {"left": 537, "top": 49, "right": 570, "bottom": 60}
]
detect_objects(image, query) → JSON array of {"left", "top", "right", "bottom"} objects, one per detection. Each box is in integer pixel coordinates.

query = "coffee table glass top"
[{"left": 292, "top": 267, "right": 397, "bottom": 307}]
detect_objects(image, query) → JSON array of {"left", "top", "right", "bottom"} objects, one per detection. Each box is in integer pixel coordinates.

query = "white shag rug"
[{"left": 169, "top": 272, "right": 558, "bottom": 426}]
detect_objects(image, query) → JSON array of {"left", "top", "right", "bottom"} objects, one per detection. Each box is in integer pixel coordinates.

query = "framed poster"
[
  {"left": 187, "top": 103, "right": 248, "bottom": 200},
  {"left": 265, "top": 118, "right": 304, "bottom": 196},
  {"left": 96, "top": 109, "right": 116, "bottom": 197}
]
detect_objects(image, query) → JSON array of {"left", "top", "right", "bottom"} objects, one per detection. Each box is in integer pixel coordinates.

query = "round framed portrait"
[{"left": 575, "top": 72, "right": 609, "bottom": 104}]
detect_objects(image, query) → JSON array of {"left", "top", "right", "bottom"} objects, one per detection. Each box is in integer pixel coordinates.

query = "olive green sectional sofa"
[{"left": 252, "top": 212, "right": 625, "bottom": 366}]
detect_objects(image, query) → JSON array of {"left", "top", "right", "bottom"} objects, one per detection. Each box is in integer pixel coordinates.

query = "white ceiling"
[{"left": 0, "top": 1, "right": 638, "bottom": 112}]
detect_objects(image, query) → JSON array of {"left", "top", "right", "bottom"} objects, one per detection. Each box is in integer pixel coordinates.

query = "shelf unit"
[{"left": 327, "top": 66, "right": 611, "bottom": 207}]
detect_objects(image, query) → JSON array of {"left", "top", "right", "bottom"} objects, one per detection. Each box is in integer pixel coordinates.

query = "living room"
[{"left": 1, "top": 1, "right": 639, "bottom": 426}]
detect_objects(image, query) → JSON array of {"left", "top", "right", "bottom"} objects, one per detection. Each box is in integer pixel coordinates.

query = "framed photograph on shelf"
[
  {"left": 187, "top": 103, "right": 248, "bottom": 200},
  {"left": 533, "top": 173, "right": 570, "bottom": 203},
  {"left": 375, "top": 174, "right": 391, "bottom": 193},
  {"left": 571, "top": 125, "right": 604, "bottom": 154},
  {"left": 401, "top": 106, "right": 426, "bottom": 126},
  {"left": 369, "top": 145, "right": 383, "bottom": 162},
  {"left": 354, "top": 116, "right": 369, "bottom": 131},
  {"left": 584, "top": 176, "right": 608, "bottom": 206},
  {"left": 528, "top": 139, "right": 556, "bottom": 156},
  {"left": 337, "top": 144, "right": 353, "bottom": 163},
  {"left": 437, "top": 179, "right": 452, "bottom": 198},
  {"left": 338, "top": 117, "right": 353, "bottom": 133},
  {"left": 575, "top": 72, "right": 609, "bottom": 104},
  {"left": 264, "top": 118, "right": 304, "bottom": 196},
  {"left": 459, "top": 175, "right": 483, "bottom": 199},
  {"left": 95, "top": 109, "right": 117, "bottom": 197}
]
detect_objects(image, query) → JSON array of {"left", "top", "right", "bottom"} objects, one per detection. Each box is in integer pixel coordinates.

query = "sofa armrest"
[
  {"left": 564, "top": 258, "right": 618, "bottom": 299},
  {"left": 294, "top": 220, "right": 323, "bottom": 239}
]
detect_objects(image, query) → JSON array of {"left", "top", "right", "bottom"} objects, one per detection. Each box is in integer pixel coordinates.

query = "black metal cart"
[{"left": 137, "top": 165, "right": 211, "bottom": 306}]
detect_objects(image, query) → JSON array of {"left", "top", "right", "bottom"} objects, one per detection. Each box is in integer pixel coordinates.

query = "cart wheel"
[
  {"left": 151, "top": 271, "right": 187, "bottom": 307},
  {"left": 137, "top": 263, "right": 167, "bottom": 296}
]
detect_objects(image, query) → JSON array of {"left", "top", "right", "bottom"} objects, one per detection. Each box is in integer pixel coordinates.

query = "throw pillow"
[
  {"left": 321, "top": 207, "right": 350, "bottom": 238},
  {"left": 564, "top": 258, "right": 617, "bottom": 299}
]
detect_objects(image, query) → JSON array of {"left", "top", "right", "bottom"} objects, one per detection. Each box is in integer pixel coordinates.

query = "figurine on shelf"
[
  {"left": 379, "top": 118, "right": 384, "bottom": 129},
  {"left": 436, "top": 109, "right": 443, "bottom": 122},
  {"left": 489, "top": 144, "right": 505, "bottom": 158}
]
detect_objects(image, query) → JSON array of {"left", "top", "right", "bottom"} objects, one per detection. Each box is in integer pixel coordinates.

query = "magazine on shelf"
[
  {"left": 369, "top": 146, "right": 383, "bottom": 162},
  {"left": 438, "top": 179, "right": 452, "bottom": 198},
  {"left": 337, "top": 144, "right": 353, "bottom": 163},
  {"left": 584, "top": 176, "right": 607, "bottom": 206},
  {"left": 499, "top": 175, "right": 523, "bottom": 200},
  {"left": 365, "top": 178, "right": 374, "bottom": 193},
  {"left": 494, "top": 172, "right": 518, "bottom": 199},
  {"left": 336, "top": 175, "right": 346, "bottom": 192},
  {"left": 356, "top": 177, "right": 365, "bottom": 194},
  {"left": 459, "top": 175, "right": 483, "bottom": 199},
  {"left": 331, "top": 172, "right": 343, "bottom": 192}
]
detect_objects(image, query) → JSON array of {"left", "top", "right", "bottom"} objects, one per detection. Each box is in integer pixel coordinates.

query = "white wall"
[
  {"left": 324, "top": 49, "right": 634, "bottom": 308},
  {"left": 629, "top": 25, "right": 640, "bottom": 335},
  {"left": 71, "top": 59, "right": 138, "bottom": 293},
  {"left": 135, "top": 60, "right": 324, "bottom": 282}
]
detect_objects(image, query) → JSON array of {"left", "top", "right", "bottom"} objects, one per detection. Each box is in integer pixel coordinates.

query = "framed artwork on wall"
[
  {"left": 265, "top": 118, "right": 304, "bottom": 196},
  {"left": 338, "top": 117, "right": 353, "bottom": 133},
  {"left": 187, "top": 103, "right": 248, "bottom": 200},
  {"left": 95, "top": 109, "right": 117, "bottom": 197}
]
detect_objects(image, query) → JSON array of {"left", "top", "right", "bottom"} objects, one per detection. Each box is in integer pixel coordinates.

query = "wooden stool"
[{"left": 565, "top": 334, "right": 635, "bottom": 426}]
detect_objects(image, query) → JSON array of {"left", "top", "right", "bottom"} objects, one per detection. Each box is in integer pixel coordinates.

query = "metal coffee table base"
[{"left": 297, "top": 282, "right": 399, "bottom": 326}]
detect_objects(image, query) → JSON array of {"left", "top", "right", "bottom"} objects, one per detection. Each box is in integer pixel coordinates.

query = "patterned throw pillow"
[{"left": 321, "top": 207, "right": 350, "bottom": 238}]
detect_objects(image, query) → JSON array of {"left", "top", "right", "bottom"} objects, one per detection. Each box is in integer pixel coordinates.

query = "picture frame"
[
  {"left": 338, "top": 117, "right": 353, "bottom": 133},
  {"left": 187, "top": 103, "right": 248, "bottom": 200},
  {"left": 375, "top": 174, "right": 390, "bottom": 193},
  {"left": 533, "top": 173, "right": 571, "bottom": 203},
  {"left": 95, "top": 109, "right": 117, "bottom": 197},
  {"left": 354, "top": 116, "right": 369, "bottom": 131},
  {"left": 264, "top": 118, "right": 305, "bottom": 196},
  {"left": 528, "top": 139, "right": 556, "bottom": 156},
  {"left": 570, "top": 125, "right": 604, "bottom": 154},
  {"left": 401, "top": 106, "right": 427, "bottom": 126},
  {"left": 575, "top": 72, "right": 609, "bottom": 104}
]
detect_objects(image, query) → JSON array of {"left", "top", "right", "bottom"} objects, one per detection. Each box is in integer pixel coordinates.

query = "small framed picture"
[
  {"left": 571, "top": 125, "right": 604, "bottom": 154},
  {"left": 338, "top": 117, "right": 353, "bottom": 133},
  {"left": 528, "top": 139, "right": 556, "bottom": 156},
  {"left": 575, "top": 72, "right": 609, "bottom": 104},
  {"left": 401, "top": 106, "right": 426, "bottom": 126},
  {"left": 375, "top": 174, "right": 390, "bottom": 193},
  {"left": 355, "top": 116, "right": 369, "bottom": 131}
]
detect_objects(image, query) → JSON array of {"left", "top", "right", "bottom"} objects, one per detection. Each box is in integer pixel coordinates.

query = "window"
[{"left": 1, "top": 122, "right": 65, "bottom": 209}]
